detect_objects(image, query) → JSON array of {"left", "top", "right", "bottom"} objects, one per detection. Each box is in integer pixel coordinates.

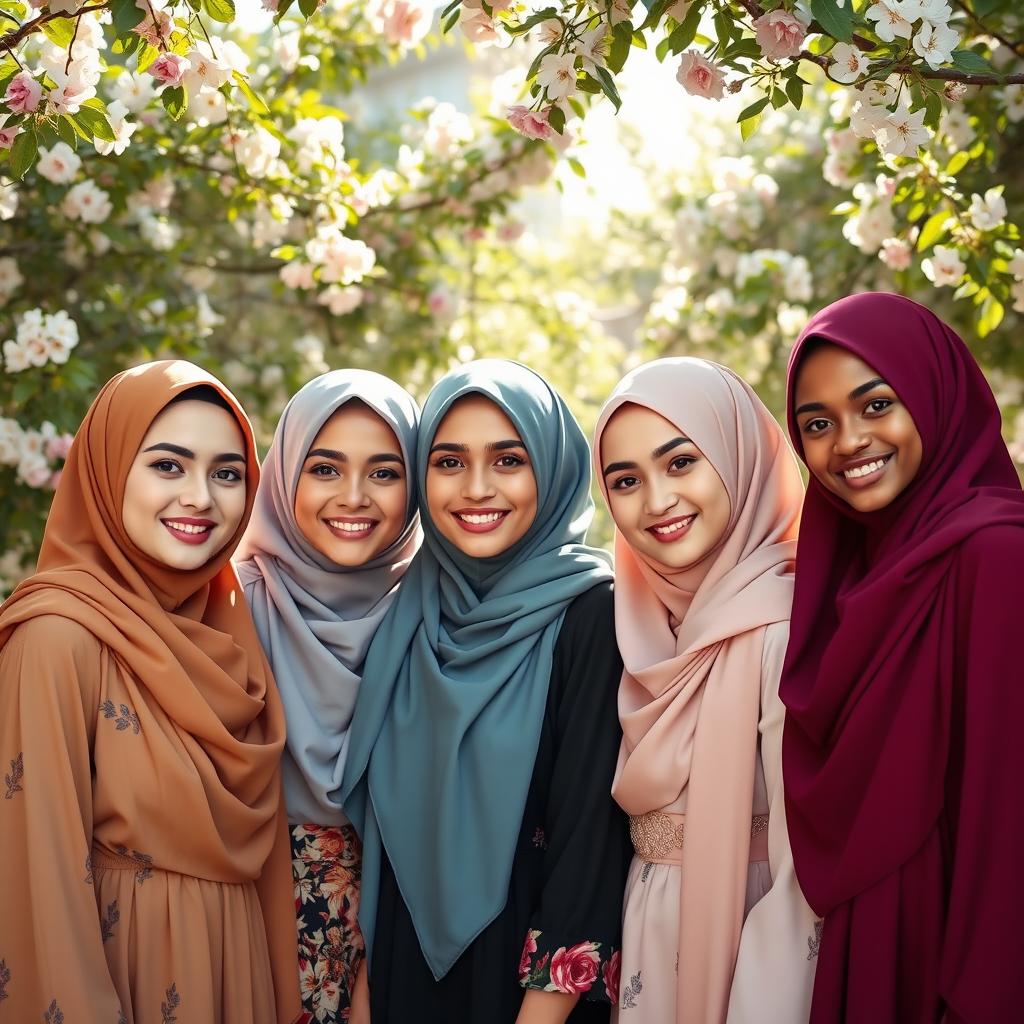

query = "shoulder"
[
  {"left": 557, "top": 581, "right": 616, "bottom": 652},
  {"left": 4, "top": 614, "right": 104, "bottom": 658},
  {"left": 955, "top": 523, "right": 1024, "bottom": 584}
]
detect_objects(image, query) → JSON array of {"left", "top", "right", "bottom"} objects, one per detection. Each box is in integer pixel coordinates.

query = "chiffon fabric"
[
  {"left": 235, "top": 369, "right": 420, "bottom": 1021},
  {"left": 0, "top": 361, "right": 300, "bottom": 1024},
  {"left": 780, "top": 292, "right": 1024, "bottom": 1022},
  {"left": 340, "top": 359, "right": 613, "bottom": 980},
  {"left": 594, "top": 358, "right": 816, "bottom": 1024}
]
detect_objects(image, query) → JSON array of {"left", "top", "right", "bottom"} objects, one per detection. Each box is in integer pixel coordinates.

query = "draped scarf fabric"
[
  {"left": 0, "top": 359, "right": 299, "bottom": 1020},
  {"left": 235, "top": 369, "right": 420, "bottom": 826},
  {"left": 779, "top": 292, "right": 1024, "bottom": 1021},
  {"left": 340, "top": 359, "right": 612, "bottom": 979},
  {"left": 594, "top": 358, "right": 802, "bottom": 1024}
]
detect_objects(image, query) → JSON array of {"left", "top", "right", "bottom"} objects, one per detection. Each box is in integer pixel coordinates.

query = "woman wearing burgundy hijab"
[{"left": 781, "top": 291, "right": 1024, "bottom": 1023}]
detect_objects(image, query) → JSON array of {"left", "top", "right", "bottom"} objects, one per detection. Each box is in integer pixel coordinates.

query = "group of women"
[{"left": 0, "top": 290, "right": 1020, "bottom": 1024}]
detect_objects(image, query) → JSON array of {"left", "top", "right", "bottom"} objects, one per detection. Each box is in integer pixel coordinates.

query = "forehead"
[
  {"left": 601, "top": 403, "right": 682, "bottom": 458},
  {"left": 138, "top": 399, "right": 244, "bottom": 451},
  {"left": 311, "top": 401, "right": 401, "bottom": 450},
  {"left": 794, "top": 342, "right": 883, "bottom": 402},
  {"left": 433, "top": 394, "right": 521, "bottom": 441}
]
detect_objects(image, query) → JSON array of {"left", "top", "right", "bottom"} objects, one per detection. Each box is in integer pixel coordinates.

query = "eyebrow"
[
  {"left": 602, "top": 436, "right": 692, "bottom": 476},
  {"left": 794, "top": 377, "right": 889, "bottom": 417},
  {"left": 143, "top": 443, "right": 245, "bottom": 463},
  {"left": 305, "top": 448, "right": 404, "bottom": 465},
  {"left": 428, "top": 439, "right": 526, "bottom": 456}
]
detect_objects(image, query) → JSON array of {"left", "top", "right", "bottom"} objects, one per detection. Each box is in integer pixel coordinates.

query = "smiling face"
[
  {"left": 121, "top": 398, "right": 248, "bottom": 570},
  {"left": 600, "top": 403, "right": 731, "bottom": 571},
  {"left": 793, "top": 342, "right": 923, "bottom": 513},
  {"left": 293, "top": 401, "right": 409, "bottom": 567},
  {"left": 425, "top": 394, "right": 538, "bottom": 559}
]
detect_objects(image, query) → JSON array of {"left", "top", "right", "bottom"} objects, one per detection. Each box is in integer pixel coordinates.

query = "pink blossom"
[
  {"left": 464, "top": 225, "right": 485, "bottom": 242},
  {"left": 676, "top": 51, "right": 725, "bottom": 100},
  {"left": 5, "top": 72, "right": 43, "bottom": 114},
  {"left": 0, "top": 125, "right": 20, "bottom": 150},
  {"left": 548, "top": 941, "right": 600, "bottom": 995},
  {"left": 45, "top": 433, "right": 74, "bottom": 461},
  {"left": 134, "top": 3, "right": 173, "bottom": 47},
  {"left": 47, "top": 469, "right": 63, "bottom": 490},
  {"left": 148, "top": 53, "right": 191, "bottom": 87},
  {"left": 497, "top": 220, "right": 525, "bottom": 242},
  {"left": 752, "top": 10, "right": 807, "bottom": 60},
  {"left": 518, "top": 929, "right": 539, "bottom": 981},
  {"left": 374, "top": 0, "right": 431, "bottom": 47},
  {"left": 879, "top": 237, "right": 913, "bottom": 271},
  {"left": 506, "top": 104, "right": 554, "bottom": 141}
]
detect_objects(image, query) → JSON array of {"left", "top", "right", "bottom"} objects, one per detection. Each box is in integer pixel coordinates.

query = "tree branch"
[
  {"left": 953, "top": 0, "right": 1024, "bottom": 58},
  {"left": 0, "top": 2, "right": 109, "bottom": 53},
  {"left": 733, "top": 0, "right": 877, "bottom": 52}
]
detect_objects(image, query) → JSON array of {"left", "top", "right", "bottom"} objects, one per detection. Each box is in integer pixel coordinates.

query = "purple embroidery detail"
[
  {"left": 0, "top": 959, "right": 10, "bottom": 1002},
  {"left": 100, "top": 899, "right": 120, "bottom": 942},
  {"left": 161, "top": 982, "right": 181, "bottom": 1023},
  {"left": 44, "top": 999, "right": 65, "bottom": 1024},
  {"left": 100, "top": 701, "right": 141, "bottom": 735},
  {"left": 114, "top": 845, "right": 153, "bottom": 885},
  {"left": 4, "top": 753, "right": 23, "bottom": 799}
]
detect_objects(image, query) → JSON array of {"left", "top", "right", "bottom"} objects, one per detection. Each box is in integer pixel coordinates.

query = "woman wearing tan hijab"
[
  {"left": 595, "top": 358, "right": 817, "bottom": 1024},
  {"left": 0, "top": 361, "right": 300, "bottom": 1024}
]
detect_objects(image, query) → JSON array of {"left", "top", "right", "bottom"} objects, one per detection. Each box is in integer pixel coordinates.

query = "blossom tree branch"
[{"left": 0, "top": 2, "right": 109, "bottom": 53}]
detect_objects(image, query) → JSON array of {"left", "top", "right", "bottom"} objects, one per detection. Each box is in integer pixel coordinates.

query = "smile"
[
  {"left": 325, "top": 517, "right": 378, "bottom": 539},
  {"left": 837, "top": 453, "right": 893, "bottom": 489},
  {"left": 647, "top": 513, "right": 697, "bottom": 543},
  {"left": 452, "top": 509, "right": 510, "bottom": 534},
  {"left": 162, "top": 518, "right": 215, "bottom": 545}
]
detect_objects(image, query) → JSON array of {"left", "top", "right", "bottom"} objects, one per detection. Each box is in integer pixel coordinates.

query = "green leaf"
[
  {"left": 42, "top": 16, "right": 76, "bottom": 47},
  {"left": 568, "top": 156, "right": 586, "bottom": 178},
  {"left": 917, "top": 210, "right": 952, "bottom": 251},
  {"left": 8, "top": 128, "right": 37, "bottom": 179},
  {"left": 110, "top": 0, "right": 145, "bottom": 33},
  {"left": 976, "top": 295, "right": 1004, "bottom": 337},
  {"left": 770, "top": 87, "right": 787, "bottom": 110},
  {"left": 608, "top": 21, "right": 632, "bottom": 74},
  {"left": 945, "top": 149, "right": 970, "bottom": 175},
  {"left": 785, "top": 74, "right": 804, "bottom": 109},
  {"left": 202, "top": 0, "right": 235, "bottom": 23},
  {"left": 907, "top": 200, "right": 928, "bottom": 221},
  {"left": 923, "top": 90, "right": 942, "bottom": 130},
  {"left": 75, "top": 105, "right": 115, "bottom": 142},
  {"left": 655, "top": 35, "right": 672, "bottom": 62},
  {"left": 737, "top": 96, "right": 770, "bottom": 123},
  {"left": 950, "top": 48, "right": 994, "bottom": 75},
  {"left": 441, "top": 6, "right": 460, "bottom": 33},
  {"left": 593, "top": 66, "right": 622, "bottom": 111},
  {"left": 161, "top": 85, "right": 187, "bottom": 121},
  {"left": 666, "top": 3, "right": 701, "bottom": 54},
  {"left": 233, "top": 71, "right": 269, "bottom": 114},
  {"left": 136, "top": 43, "right": 160, "bottom": 73},
  {"left": 547, "top": 103, "right": 565, "bottom": 134},
  {"left": 740, "top": 109, "right": 763, "bottom": 141},
  {"left": 55, "top": 115, "right": 79, "bottom": 148},
  {"left": 811, "top": 0, "right": 853, "bottom": 43}
]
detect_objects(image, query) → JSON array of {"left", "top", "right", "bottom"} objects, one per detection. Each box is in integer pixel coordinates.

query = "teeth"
[
  {"left": 166, "top": 522, "right": 209, "bottom": 535},
  {"left": 653, "top": 516, "right": 694, "bottom": 536},
  {"left": 843, "top": 458, "right": 887, "bottom": 480},
  {"left": 458, "top": 512, "right": 504, "bottom": 525},
  {"left": 327, "top": 520, "right": 374, "bottom": 532}
]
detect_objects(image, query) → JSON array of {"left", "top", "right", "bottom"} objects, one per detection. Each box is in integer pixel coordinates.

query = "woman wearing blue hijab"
[{"left": 341, "top": 360, "right": 632, "bottom": 1023}]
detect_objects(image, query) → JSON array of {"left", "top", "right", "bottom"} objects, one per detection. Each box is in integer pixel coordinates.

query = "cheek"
[
  {"left": 424, "top": 473, "right": 450, "bottom": 523},
  {"left": 378, "top": 483, "right": 409, "bottom": 524},
  {"left": 221, "top": 486, "right": 248, "bottom": 529},
  {"left": 509, "top": 472, "right": 538, "bottom": 512},
  {"left": 605, "top": 491, "right": 638, "bottom": 533}
]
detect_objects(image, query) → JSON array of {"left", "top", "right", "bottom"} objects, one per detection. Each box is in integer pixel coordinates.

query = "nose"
[
  {"left": 644, "top": 477, "right": 679, "bottom": 518},
  {"left": 833, "top": 416, "right": 871, "bottom": 457},
  {"left": 337, "top": 473, "right": 370, "bottom": 510},
  {"left": 179, "top": 472, "right": 213, "bottom": 511},
  {"left": 461, "top": 462, "right": 495, "bottom": 502}
]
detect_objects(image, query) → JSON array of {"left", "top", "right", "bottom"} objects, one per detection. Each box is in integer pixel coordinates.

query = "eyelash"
[
  {"left": 431, "top": 453, "right": 527, "bottom": 470},
  {"left": 610, "top": 455, "right": 696, "bottom": 490},
  {"left": 802, "top": 397, "right": 895, "bottom": 435},
  {"left": 307, "top": 464, "right": 402, "bottom": 481},
  {"left": 149, "top": 459, "right": 242, "bottom": 482}
]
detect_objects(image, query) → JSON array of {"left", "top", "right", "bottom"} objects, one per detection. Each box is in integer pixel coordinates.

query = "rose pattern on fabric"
[
  {"left": 518, "top": 930, "right": 619, "bottom": 1003},
  {"left": 292, "top": 823, "right": 364, "bottom": 1023}
]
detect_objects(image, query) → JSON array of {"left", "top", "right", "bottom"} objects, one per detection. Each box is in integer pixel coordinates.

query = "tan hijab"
[
  {"left": 0, "top": 360, "right": 299, "bottom": 1022},
  {"left": 595, "top": 358, "right": 802, "bottom": 1024}
]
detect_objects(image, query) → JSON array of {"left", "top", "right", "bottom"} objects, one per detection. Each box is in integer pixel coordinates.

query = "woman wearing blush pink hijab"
[{"left": 595, "top": 357, "right": 818, "bottom": 1024}]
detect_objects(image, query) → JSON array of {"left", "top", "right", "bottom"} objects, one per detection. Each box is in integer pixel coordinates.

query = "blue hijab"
[{"left": 340, "top": 359, "right": 612, "bottom": 978}]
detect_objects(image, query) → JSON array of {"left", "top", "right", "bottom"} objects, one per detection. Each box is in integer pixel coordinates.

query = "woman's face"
[
  {"left": 121, "top": 399, "right": 248, "bottom": 570},
  {"left": 794, "top": 343, "right": 923, "bottom": 513},
  {"left": 425, "top": 395, "right": 538, "bottom": 559},
  {"left": 601, "top": 403, "right": 731, "bottom": 571},
  {"left": 293, "top": 401, "right": 409, "bottom": 566}
]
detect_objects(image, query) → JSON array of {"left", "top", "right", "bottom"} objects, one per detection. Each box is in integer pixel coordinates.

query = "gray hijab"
[{"left": 236, "top": 369, "right": 420, "bottom": 825}]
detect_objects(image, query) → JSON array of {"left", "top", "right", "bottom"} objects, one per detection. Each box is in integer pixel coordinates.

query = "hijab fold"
[
  {"left": 595, "top": 358, "right": 802, "bottom": 1024},
  {"left": 340, "top": 359, "right": 612, "bottom": 979},
  {"left": 236, "top": 370, "right": 420, "bottom": 826}
]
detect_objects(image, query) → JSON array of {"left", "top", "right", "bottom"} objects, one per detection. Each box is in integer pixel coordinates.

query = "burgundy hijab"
[{"left": 780, "top": 292, "right": 1024, "bottom": 1023}]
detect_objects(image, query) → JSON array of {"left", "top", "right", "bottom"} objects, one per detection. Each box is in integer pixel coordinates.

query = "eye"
[
  {"left": 150, "top": 458, "right": 182, "bottom": 474},
  {"left": 432, "top": 456, "right": 463, "bottom": 470},
  {"left": 865, "top": 398, "right": 893, "bottom": 415},
  {"left": 308, "top": 463, "right": 340, "bottom": 478},
  {"left": 495, "top": 453, "right": 526, "bottom": 469},
  {"left": 668, "top": 454, "right": 697, "bottom": 472},
  {"left": 610, "top": 474, "right": 640, "bottom": 491},
  {"left": 802, "top": 418, "right": 831, "bottom": 435},
  {"left": 213, "top": 466, "right": 243, "bottom": 482},
  {"left": 370, "top": 467, "right": 402, "bottom": 481}
]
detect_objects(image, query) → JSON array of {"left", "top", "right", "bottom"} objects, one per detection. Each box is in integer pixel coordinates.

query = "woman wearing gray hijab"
[{"left": 235, "top": 369, "right": 420, "bottom": 1023}]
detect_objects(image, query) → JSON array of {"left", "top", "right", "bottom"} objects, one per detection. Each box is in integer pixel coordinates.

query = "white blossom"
[
  {"left": 829, "top": 42, "right": 869, "bottom": 84},
  {"left": 874, "top": 106, "right": 931, "bottom": 158},
  {"left": 62, "top": 180, "right": 113, "bottom": 224},
  {"left": 968, "top": 187, "right": 1007, "bottom": 231},
  {"left": 913, "top": 20, "right": 959, "bottom": 70},
  {"left": 922, "top": 244, "right": 966, "bottom": 286},
  {"left": 94, "top": 100, "right": 137, "bottom": 156},
  {"left": 36, "top": 142, "right": 81, "bottom": 184}
]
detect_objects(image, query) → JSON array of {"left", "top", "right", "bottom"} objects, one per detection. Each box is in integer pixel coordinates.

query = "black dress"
[{"left": 369, "top": 582, "right": 632, "bottom": 1024}]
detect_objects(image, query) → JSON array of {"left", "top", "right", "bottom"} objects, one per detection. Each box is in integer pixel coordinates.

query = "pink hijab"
[{"left": 594, "top": 358, "right": 803, "bottom": 1024}]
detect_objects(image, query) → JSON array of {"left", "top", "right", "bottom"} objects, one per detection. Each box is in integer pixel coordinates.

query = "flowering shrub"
[{"left": 445, "top": 0, "right": 1023, "bottom": 336}]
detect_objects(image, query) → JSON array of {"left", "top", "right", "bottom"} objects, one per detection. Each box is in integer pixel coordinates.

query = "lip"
[
  {"left": 161, "top": 517, "right": 217, "bottom": 546},
  {"left": 646, "top": 512, "right": 697, "bottom": 544},
  {"left": 451, "top": 507, "right": 511, "bottom": 534},
  {"left": 834, "top": 452, "right": 894, "bottom": 491},
  {"left": 323, "top": 516, "right": 379, "bottom": 541}
]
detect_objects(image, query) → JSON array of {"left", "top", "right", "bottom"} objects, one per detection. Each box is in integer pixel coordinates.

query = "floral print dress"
[{"left": 367, "top": 584, "right": 632, "bottom": 1023}]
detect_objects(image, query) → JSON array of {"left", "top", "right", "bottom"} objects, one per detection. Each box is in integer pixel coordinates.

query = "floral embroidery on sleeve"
[
  {"left": 518, "top": 930, "right": 620, "bottom": 1004},
  {"left": 100, "top": 899, "right": 120, "bottom": 942},
  {"left": 114, "top": 846, "right": 153, "bottom": 885},
  {"left": 100, "top": 701, "right": 141, "bottom": 735},
  {"left": 161, "top": 982, "right": 181, "bottom": 1023},
  {"left": 4, "top": 752, "right": 23, "bottom": 799},
  {"left": 44, "top": 999, "right": 65, "bottom": 1024},
  {"left": 0, "top": 959, "right": 10, "bottom": 1002}
]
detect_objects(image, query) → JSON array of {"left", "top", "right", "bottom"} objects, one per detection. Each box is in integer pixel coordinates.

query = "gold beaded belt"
[{"left": 628, "top": 811, "right": 770, "bottom": 865}]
